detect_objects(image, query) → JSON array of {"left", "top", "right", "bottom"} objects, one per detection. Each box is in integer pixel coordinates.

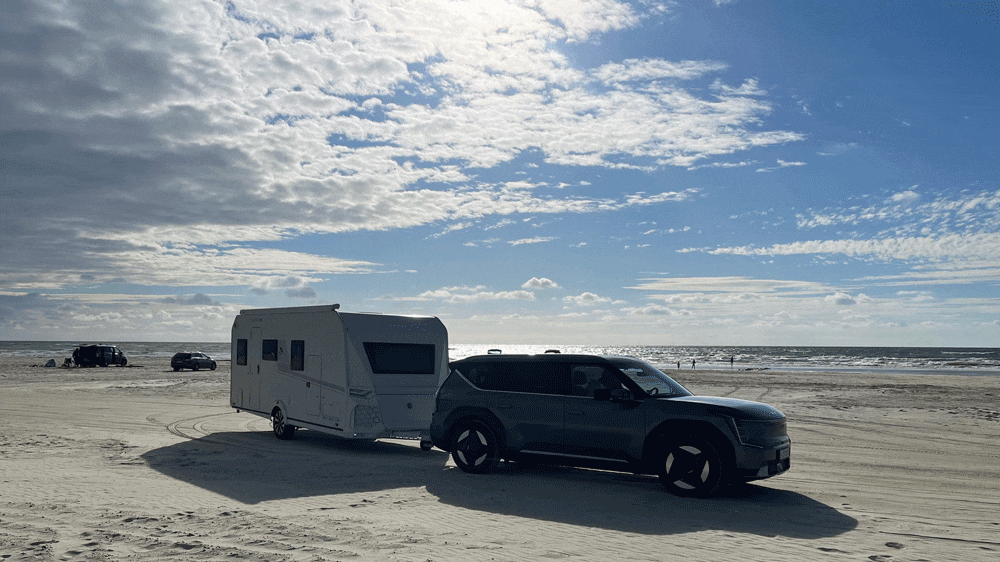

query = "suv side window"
[
  {"left": 460, "top": 361, "right": 570, "bottom": 395},
  {"left": 570, "top": 364, "right": 625, "bottom": 398}
]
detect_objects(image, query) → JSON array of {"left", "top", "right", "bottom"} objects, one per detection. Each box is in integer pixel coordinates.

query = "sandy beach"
[{"left": 1, "top": 357, "right": 998, "bottom": 561}]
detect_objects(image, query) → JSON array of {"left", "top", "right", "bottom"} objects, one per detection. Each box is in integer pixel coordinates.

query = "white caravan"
[{"left": 230, "top": 304, "right": 447, "bottom": 449}]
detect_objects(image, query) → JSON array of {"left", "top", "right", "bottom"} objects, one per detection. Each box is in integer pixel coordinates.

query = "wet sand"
[{"left": 1, "top": 357, "right": 998, "bottom": 561}]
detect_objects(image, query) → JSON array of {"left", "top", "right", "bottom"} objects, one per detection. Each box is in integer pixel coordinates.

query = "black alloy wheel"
[
  {"left": 658, "top": 435, "right": 725, "bottom": 497},
  {"left": 451, "top": 420, "right": 500, "bottom": 474}
]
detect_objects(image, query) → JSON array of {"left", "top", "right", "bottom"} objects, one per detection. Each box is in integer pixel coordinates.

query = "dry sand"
[{"left": 1, "top": 357, "right": 998, "bottom": 562}]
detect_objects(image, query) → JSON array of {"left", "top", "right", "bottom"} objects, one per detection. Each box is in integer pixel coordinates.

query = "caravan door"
[
  {"left": 304, "top": 354, "right": 321, "bottom": 416},
  {"left": 233, "top": 336, "right": 251, "bottom": 409},
  {"left": 249, "top": 327, "right": 262, "bottom": 410}
]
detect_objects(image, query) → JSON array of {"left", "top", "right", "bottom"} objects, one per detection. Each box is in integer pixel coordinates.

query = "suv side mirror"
[{"left": 594, "top": 388, "right": 632, "bottom": 402}]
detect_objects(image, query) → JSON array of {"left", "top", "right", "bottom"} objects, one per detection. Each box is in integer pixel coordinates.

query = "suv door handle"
[
  {"left": 566, "top": 409, "right": 584, "bottom": 415},
  {"left": 497, "top": 404, "right": 513, "bottom": 409}
]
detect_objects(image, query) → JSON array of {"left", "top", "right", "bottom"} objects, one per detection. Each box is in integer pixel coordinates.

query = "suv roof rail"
[
  {"left": 487, "top": 348, "right": 502, "bottom": 354},
  {"left": 544, "top": 349, "right": 560, "bottom": 353}
]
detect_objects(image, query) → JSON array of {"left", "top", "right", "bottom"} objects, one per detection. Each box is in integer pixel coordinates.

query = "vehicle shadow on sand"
[
  {"left": 141, "top": 429, "right": 856, "bottom": 538},
  {"left": 429, "top": 461, "right": 857, "bottom": 539}
]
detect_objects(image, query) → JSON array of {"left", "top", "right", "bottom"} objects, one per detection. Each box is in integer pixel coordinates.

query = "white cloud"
[
  {"left": 484, "top": 219, "right": 516, "bottom": 231},
  {"left": 756, "top": 159, "right": 806, "bottom": 172},
  {"left": 627, "top": 276, "right": 834, "bottom": 296},
  {"left": 250, "top": 275, "right": 319, "bottom": 299},
  {"left": 817, "top": 142, "right": 859, "bottom": 156},
  {"left": 1, "top": 0, "right": 803, "bottom": 295},
  {"left": 701, "top": 233, "right": 1000, "bottom": 262},
  {"left": 509, "top": 236, "right": 557, "bottom": 246},
  {"left": 160, "top": 294, "right": 222, "bottom": 306},
  {"left": 825, "top": 292, "right": 857, "bottom": 306},
  {"left": 623, "top": 304, "right": 675, "bottom": 315},
  {"left": 710, "top": 77, "right": 766, "bottom": 96},
  {"left": 563, "top": 292, "right": 613, "bottom": 306},
  {"left": 522, "top": 277, "right": 560, "bottom": 290},
  {"left": 890, "top": 189, "right": 921, "bottom": 205},
  {"left": 418, "top": 286, "right": 535, "bottom": 304},
  {"left": 594, "top": 59, "right": 729, "bottom": 83}
]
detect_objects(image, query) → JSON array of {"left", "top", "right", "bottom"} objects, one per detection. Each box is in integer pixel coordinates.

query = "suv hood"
[{"left": 664, "top": 395, "right": 785, "bottom": 420}]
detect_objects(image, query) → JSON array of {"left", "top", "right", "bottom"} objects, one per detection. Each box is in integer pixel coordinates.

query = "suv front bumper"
[{"left": 737, "top": 443, "right": 791, "bottom": 481}]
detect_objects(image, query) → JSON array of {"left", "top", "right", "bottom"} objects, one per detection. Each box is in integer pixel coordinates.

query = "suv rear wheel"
[
  {"left": 451, "top": 420, "right": 500, "bottom": 474},
  {"left": 658, "top": 434, "right": 725, "bottom": 497}
]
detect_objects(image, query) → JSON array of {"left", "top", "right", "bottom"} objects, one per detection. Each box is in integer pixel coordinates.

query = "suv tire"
[
  {"left": 658, "top": 434, "right": 725, "bottom": 497},
  {"left": 451, "top": 419, "right": 501, "bottom": 474}
]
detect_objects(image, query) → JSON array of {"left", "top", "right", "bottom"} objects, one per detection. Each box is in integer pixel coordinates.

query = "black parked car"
[
  {"left": 171, "top": 352, "right": 217, "bottom": 371},
  {"left": 72, "top": 345, "right": 128, "bottom": 367},
  {"left": 430, "top": 353, "right": 790, "bottom": 497}
]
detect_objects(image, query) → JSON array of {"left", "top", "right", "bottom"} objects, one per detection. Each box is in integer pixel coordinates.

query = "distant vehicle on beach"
[
  {"left": 430, "top": 351, "right": 791, "bottom": 497},
  {"left": 171, "top": 352, "right": 217, "bottom": 371},
  {"left": 72, "top": 345, "right": 128, "bottom": 367}
]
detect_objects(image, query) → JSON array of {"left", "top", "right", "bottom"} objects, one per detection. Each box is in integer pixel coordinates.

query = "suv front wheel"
[
  {"left": 451, "top": 420, "right": 501, "bottom": 474},
  {"left": 658, "top": 434, "right": 726, "bottom": 497}
]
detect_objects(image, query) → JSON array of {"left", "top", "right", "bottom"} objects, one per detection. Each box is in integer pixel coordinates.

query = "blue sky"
[{"left": 2, "top": 0, "right": 998, "bottom": 345}]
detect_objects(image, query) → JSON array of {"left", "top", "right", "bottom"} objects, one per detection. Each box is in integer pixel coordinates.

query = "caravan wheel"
[{"left": 272, "top": 408, "right": 297, "bottom": 440}]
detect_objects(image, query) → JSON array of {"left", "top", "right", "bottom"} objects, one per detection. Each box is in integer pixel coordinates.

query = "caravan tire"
[
  {"left": 272, "top": 408, "right": 297, "bottom": 440},
  {"left": 451, "top": 419, "right": 500, "bottom": 474}
]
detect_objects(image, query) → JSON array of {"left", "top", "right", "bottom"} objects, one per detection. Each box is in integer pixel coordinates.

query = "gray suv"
[
  {"left": 429, "top": 353, "right": 790, "bottom": 497},
  {"left": 170, "top": 352, "right": 217, "bottom": 371}
]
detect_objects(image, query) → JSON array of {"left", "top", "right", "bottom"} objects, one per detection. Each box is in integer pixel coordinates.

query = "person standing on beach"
[
  {"left": 692, "top": 359, "right": 696, "bottom": 369},
  {"left": 730, "top": 356, "right": 734, "bottom": 368}
]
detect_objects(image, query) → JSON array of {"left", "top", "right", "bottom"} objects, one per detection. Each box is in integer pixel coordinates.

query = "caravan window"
[
  {"left": 290, "top": 340, "right": 304, "bottom": 371},
  {"left": 236, "top": 339, "right": 247, "bottom": 366},
  {"left": 262, "top": 339, "right": 278, "bottom": 361},
  {"left": 363, "top": 342, "right": 436, "bottom": 375}
]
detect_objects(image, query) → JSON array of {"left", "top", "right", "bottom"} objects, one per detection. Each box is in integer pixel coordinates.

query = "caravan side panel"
[{"left": 231, "top": 307, "right": 349, "bottom": 434}]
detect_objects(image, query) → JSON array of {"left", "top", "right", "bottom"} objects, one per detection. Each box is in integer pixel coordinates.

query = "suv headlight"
[{"left": 734, "top": 418, "right": 787, "bottom": 448}]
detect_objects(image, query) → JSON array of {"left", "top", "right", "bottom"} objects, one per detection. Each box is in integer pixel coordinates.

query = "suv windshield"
[{"left": 607, "top": 358, "right": 691, "bottom": 397}]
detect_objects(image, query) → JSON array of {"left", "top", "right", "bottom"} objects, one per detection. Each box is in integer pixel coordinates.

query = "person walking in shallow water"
[{"left": 692, "top": 359, "right": 696, "bottom": 369}]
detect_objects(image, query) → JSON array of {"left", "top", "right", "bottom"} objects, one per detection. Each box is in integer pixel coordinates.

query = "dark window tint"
[
  {"left": 460, "top": 361, "right": 569, "bottom": 395},
  {"left": 363, "top": 342, "right": 435, "bottom": 374},
  {"left": 291, "top": 340, "right": 304, "bottom": 371},
  {"left": 262, "top": 339, "right": 278, "bottom": 361},
  {"left": 570, "top": 364, "right": 624, "bottom": 397},
  {"left": 236, "top": 341, "right": 247, "bottom": 366}
]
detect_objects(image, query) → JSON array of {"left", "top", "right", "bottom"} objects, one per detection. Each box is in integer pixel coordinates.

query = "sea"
[{"left": 2, "top": 341, "right": 999, "bottom": 376}]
